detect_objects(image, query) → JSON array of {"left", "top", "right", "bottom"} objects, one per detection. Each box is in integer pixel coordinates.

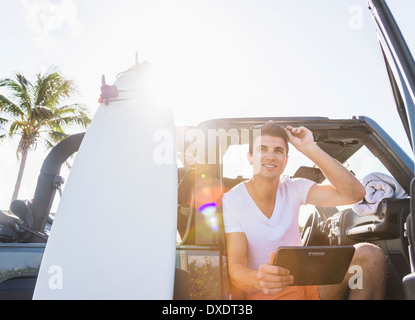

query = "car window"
[
  {"left": 343, "top": 146, "right": 391, "bottom": 179},
  {"left": 334, "top": 145, "right": 393, "bottom": 212},
  {"left": 313, "top": 145, "right": 395, "bottom": 217}
]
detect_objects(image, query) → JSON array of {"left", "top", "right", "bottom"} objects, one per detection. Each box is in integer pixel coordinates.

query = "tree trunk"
[{"left": 10, "top": 147, "right": 29, "bottom": 210}]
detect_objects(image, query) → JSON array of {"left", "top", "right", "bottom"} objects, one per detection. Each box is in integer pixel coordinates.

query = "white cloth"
[
  {"left": 222, "top": 176, "right": 315, "bottom": 271},
  {"left": 352, "top": 172, "right": 408, "bottom": 216}
]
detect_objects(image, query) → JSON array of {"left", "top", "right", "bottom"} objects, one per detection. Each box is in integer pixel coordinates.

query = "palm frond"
[
  {"left": 30, "top": 106, "right": 54, "bottom": 122},
  {"left": 11, "top": 73, "right": 33, "bottom": 114},
  {"left": 45, "top": 103, "right": 91, "bottom": 130},
  {"left": 8, "top": 120, "right": 23, "bottom": 136},
  {"left": 0, "top": 117, "right": 7, "bottom": 142},
  {"left": 44, "top": 139, "right": 55, "bottom": 150},
  {"left": 54, "top": 103, "right": 89, "bottom": 115},
  {"left": 34, "top": 69, "right": 76, "bottom": 109},
  {"left": 0, "top": 116, "right": 8, "bottom": 126},
  {"left": 44, "top": 130, "right": 70, "bottom": 149},
  {"left": 0, "top": 92, "right": 25, "bottom": 118}
]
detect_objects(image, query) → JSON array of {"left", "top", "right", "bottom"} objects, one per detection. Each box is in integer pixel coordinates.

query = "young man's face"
[{"left": 248, "top": 135, "right": 288, "bottom": 178}]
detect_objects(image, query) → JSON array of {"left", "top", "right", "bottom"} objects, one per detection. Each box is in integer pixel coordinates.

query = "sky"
[{"left": 0, "top": 0, "right": 414, "bottom": 211}]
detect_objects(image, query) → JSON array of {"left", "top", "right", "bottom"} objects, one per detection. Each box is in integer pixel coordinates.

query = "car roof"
[{"left": 176, "top": 115, "right": 413, "bottom": 191}]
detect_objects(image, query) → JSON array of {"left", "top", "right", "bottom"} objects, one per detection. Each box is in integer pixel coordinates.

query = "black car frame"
[{"left": 1, "top": 0, "right": 415, "bottom": 300}]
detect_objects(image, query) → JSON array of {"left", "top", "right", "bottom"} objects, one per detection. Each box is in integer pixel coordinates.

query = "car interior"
[{"left": 175, "top": 117, "right": 414, "bottom": 300}]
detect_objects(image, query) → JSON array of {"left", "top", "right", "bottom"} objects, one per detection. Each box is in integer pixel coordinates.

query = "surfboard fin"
[{"left": 99, "top": 75, "right": 118, "bottom": 105}]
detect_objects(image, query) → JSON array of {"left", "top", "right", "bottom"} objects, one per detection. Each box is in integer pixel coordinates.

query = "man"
[{"left": 223, "top": 121, "right": 387, "bottom": 300}]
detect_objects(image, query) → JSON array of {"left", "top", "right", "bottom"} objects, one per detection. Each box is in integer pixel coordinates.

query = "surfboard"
[{"left": 33, "top": 62, "right": 177, "bottom": 299}]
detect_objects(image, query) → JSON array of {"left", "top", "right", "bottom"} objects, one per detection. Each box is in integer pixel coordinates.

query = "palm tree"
[
  {"left": 0, "top": 116, "right": 7, "bottom": 140},
  {"left": 0, "top": 67, "right": 91, "bottom": 204}
]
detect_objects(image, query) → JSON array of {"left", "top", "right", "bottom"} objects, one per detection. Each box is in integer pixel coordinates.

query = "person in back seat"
[{"left": 223, "top": 121, "right": 387, "bottom": 300}]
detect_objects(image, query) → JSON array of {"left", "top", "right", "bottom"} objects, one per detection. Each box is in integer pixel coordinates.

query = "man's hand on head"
[{"left": 284, "top": 126, "right": 315, "bottom": 153}]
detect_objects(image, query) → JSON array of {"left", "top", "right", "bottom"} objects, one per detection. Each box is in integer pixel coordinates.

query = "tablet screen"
[{"left": 273, "top": 246, "right": 355, "bottom": 286}]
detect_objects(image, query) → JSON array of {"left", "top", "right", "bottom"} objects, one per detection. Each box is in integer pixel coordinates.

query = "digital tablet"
[{"left": 273, "top": 246, "right": 355, "bottom": 286}]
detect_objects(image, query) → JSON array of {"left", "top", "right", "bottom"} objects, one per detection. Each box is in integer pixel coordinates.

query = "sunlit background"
[{"left": 0, "top": 0, "right": 414, "bottom": 213}]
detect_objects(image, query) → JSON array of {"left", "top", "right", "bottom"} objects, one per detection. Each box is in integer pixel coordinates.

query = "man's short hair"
[{"left": 249, "top": 121, "right": 289, "bottom": 155}]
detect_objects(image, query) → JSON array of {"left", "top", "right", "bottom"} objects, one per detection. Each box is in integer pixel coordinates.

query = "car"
[{"left": 0, "top": 0, "right": 415, "bottom": 300}]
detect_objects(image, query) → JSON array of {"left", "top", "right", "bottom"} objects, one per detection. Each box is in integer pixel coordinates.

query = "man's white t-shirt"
[{"left": 222, "top": 176, "right": 315, "bottom": 271}]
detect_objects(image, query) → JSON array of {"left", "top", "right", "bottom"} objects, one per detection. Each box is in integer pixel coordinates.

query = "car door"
[{"left": 367, "top": 0, "right": 415, "bottom": 299}]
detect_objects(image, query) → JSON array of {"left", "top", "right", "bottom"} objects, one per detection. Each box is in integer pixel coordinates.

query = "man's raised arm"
[{"left": 284, "top": 126, "right": 365, "bottom": 207}]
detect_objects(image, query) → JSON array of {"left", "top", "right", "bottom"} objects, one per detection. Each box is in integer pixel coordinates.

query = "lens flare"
[{"left": 198, "top": 202, "right": 218, "bottom": 232}]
